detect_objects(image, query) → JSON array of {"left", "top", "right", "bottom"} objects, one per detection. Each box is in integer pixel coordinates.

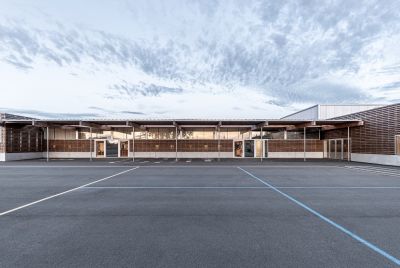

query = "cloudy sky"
[{"left": 1, "top": 0, "right": 400, "bottom": 119}]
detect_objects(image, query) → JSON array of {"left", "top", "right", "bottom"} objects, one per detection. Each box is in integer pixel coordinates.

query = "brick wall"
[
  {"left": 329, "top": 104, "right": 400, "bottom": 155},
  {"left": 268, "top": 140, "right": 324, "bottom": 152}
]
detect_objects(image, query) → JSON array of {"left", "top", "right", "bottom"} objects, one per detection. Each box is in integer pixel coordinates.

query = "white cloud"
[{"left": 0, "top": 0, "right": 399, "bottom": 119}]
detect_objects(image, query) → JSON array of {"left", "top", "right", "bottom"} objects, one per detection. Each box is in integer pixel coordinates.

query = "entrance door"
[
  {"left": 120, "top": 141, "right": 129, "bottom": 157},
  {"left": 244, "top": 140, "right": 254, "bottom": 157},
  {"left": 234, "top": 141, "right": 243, "bottom": 157},
  {"left": 96, "top": 141, "right": 105, "bottom": 157},
  {"left": 106, "top": 140, "right": 118, "bottom": 157},
  {"left": 327, "top": 139, "right": 349, "bottom": 160},
  {"left": 255, "top": 140, "right": 263, "bottom": 158},
  {"left": 329, "top": 140, "right": 336, "bottom": 159},
  {"left": 335, "top": 139, "right": 343, "bottom": 160},
  {"left": 396, "top": 136, "right": 400, "bottom": 155}
]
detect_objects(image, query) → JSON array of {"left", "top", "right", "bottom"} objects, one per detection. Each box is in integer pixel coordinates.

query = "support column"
[
  {"left": 46, "top": 126, "right": 49, "bottom": 162},
  {"left": 132, "top": 126, "right": 135, "bottom": 163},
  {"left": 217, "top": 127, "right": 220, "bottom": 161},
  {"left": 89, "top": 127, "right": 92, "bottom": 161},
  {"left": 175, "top": 126, "right": 178, "bottom": 162},
  {"left": 347, "top": 126, "right": 350, "bottom": 162},
  {"left": 303, "top": 127, "right": 306, "bottom": 162},
  {"left": 261, "top": 126, "right": 263, "bottom": 162}
]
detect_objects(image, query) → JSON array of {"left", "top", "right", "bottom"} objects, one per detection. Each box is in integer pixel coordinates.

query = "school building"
[{"left": 1, "top": 104, "right": 399, "bottom": 166}]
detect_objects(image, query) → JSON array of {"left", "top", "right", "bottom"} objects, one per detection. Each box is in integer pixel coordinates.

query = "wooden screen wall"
[
  {"left": 268, "top": 140, "right": 323, "bottom": 152},
  {"left": 129, "top": 140, "right": 233, "bottom": 152},
  {"left": 5, "top": 126, "right": 45, "bottom": 153},
  {"left": 327, "top": 104, "right": 400, "bottom": 155},
  {"left": 48, "top": 140, "right": 94, "bottom": 152},
  {"left": 0, "top": 126, "right": 5, "bottom": 153}
]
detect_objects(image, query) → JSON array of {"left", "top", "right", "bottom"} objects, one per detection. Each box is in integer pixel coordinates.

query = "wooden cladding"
[
  {"left": 49, "top": 140, "right": 93, "bottom": 152},
  {"left": 330, "top": 104, "right": 400, "bottom": 155},
  {"left": 5, "top": 126, "right": 45, "bottom": 153},
  {"left": 0, "top": 126, "right": 5, "bottom": 153},
  {"left": 268, "top": 140, "right": 324, "bottom": 152},
  {"left": 130, "top": 140, "right": 233, "bottom": 152}
]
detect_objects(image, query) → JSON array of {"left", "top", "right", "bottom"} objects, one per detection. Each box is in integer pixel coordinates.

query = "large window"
[
  {"left": 180, "top": 128, "right": 215, "bottom": 139},
  {"left": 146, "top": 128, "right": 175, "bottom": 139}
]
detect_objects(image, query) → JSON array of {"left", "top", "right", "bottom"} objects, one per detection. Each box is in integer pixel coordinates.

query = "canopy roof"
[{"left": 1, "top": 117, "right": 363, "bottom": 130}]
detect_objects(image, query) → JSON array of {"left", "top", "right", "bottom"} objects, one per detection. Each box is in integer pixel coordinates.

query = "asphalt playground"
[{"left": 0, "top": 158, "right": 399, "bottom": 267}]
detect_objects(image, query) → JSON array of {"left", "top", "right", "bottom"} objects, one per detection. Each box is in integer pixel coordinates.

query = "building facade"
[{"left": 1, "top": 103, "right": 399, "bottom": 166}]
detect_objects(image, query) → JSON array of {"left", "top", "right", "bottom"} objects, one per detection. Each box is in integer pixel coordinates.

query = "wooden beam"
[
  {"left": 293, "top": 121, "right": 317, "bottom": 129},
  {"left": 321, "top": 121, "right": 364, "bottom": 130},
  {"left": 79, "top": 121, "right": 103, "bottom": 129}
]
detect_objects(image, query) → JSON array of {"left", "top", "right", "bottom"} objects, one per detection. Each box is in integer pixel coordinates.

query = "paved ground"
[{"left": 0, "top": 159, "right": 400, "bottom": 267}]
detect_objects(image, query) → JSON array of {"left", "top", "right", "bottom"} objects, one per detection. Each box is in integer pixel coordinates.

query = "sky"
[{"left": 0, "top": 0, "right": 400, "bottom": 119}]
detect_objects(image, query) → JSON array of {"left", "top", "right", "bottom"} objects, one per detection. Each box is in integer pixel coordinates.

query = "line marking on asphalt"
[
  {"left": 0, "top": 164, "right": 349, "bottom": 169},
  {"left": 344, "top": 166, "right": 400, "bottom": 177},
  {"left": 237, "top": 166, "right": 400, "bottom": 266},
  {"left": 352, "top": 166, "right": 400, "bottom": 172},
  {"left": 83, "top": 186, "right": 268, "bottom": 189},
  {"left": 0, "top": 166, "right": 137, "bottom": 168},
  {"left": 0, "top": 167, "right": 139, "bottom": 217},
  {"left": 82, "top": 186, "right": 400, "bottom": 189}
]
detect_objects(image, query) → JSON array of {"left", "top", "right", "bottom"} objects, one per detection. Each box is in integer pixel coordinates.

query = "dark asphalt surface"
[{"left": 0, "top": 159, "right": 399, "bottom": 267}]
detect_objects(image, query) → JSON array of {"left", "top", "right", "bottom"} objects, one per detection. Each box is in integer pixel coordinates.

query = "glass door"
[
  {"left": 255, "top": 140, "right": 263, "bottom": 158},
  {"left": 106, "top": 140, "right": 118, "bottom": 157},
  {"left": 234, "top": 141, "right": 243, "bottom": 157},
  {"left": 335, "top": 139, "right": 342, "bottom": 160},
  {"left": 95, "top": 140, "right": 105, "bottom": 157},
  {"left": 244, "top": 140, "right": 254, "bottom": 157},
  {"left": 119, "top": 140, "right": 129, "bottom": 157},
  {"left": 329, "top": 140, "right": 336, "bottom": 159}
]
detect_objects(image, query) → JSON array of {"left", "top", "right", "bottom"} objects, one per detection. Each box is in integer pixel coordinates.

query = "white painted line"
[
  {"left": 83, "top": 186, "right": 267, "bottom": 189},
  {"left": 348, "top": 166, "right": 400, "bottom": 174},
  {"left": 0, "top": 166, "right": 136, "bottom": 168},
  {"left": 237, "top": 167, "right": 400, "bottom": 266},
  {"left": 82, "top": 186, "right": 400, "bottom": 189},
  {"left": 344, "top": 166, "right": 400, "bottom": 177},
  {"left": 0, "top": 167, "right": 139, "bottom": 217},
  {"left": 136, "top": 165, "right": 343, "bottom": 168},
  {"left": 277, "top": 186, "right": 400, "bottom": 189}
]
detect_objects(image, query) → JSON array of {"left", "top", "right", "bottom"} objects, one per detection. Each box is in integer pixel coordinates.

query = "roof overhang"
[{"left": 1, "top": 118, "right": 363, "bottom": 131}]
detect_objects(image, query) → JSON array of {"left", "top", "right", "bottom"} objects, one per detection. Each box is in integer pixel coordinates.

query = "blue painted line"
[{"left": 237, "top": 167, "right": 400, "bottom": 266}]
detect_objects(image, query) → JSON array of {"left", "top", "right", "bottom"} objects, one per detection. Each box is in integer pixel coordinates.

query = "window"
[{"left": 396, "top": 136, "right": 400, "bottom": 155}]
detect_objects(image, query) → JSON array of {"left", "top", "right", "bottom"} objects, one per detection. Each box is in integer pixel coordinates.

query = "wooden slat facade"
[
  {"left": 0, "top": 126, "right": 5, "bottom": 153},
  {"left": 326, "top": 104, "right": 400, "bottom": 155},
  {"left": 268, "top": 140, "right": 324, "bottom": 152},
  {"left": 5, "top": 126, "right": 45, "bottom": 153},
  {"left": 48, "top": 140, "right": 93, "bottom": 152}
]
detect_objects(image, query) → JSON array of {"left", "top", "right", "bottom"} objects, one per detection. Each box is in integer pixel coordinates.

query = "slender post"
[
  {"left": 217, "top": 126, "right": 220, "bottom": 161},
  {"left": 132, "top": 126, "right": 135, "bottom": 163},
  {"left": 261, "top": 126, "right": 263, "bottom": 162},
  {"left": 303, "top": 127, "right": 306, "bottom": 162},
  {"left": 46, "top": 126, "right": 49, "bottom": 162},
  {"left": 89, "top": 127, "right": 92, "bottom": 161},
  {"left": 175, "top": 126, "right": 178, "bottom": 161},
  {"left": 347, "top": 126, "right": 350, "bottom": 162}
]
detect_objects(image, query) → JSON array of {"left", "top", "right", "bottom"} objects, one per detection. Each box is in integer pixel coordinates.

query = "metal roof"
[{"left": 0, "top": 117, "right": 363, "bottom": 130}]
